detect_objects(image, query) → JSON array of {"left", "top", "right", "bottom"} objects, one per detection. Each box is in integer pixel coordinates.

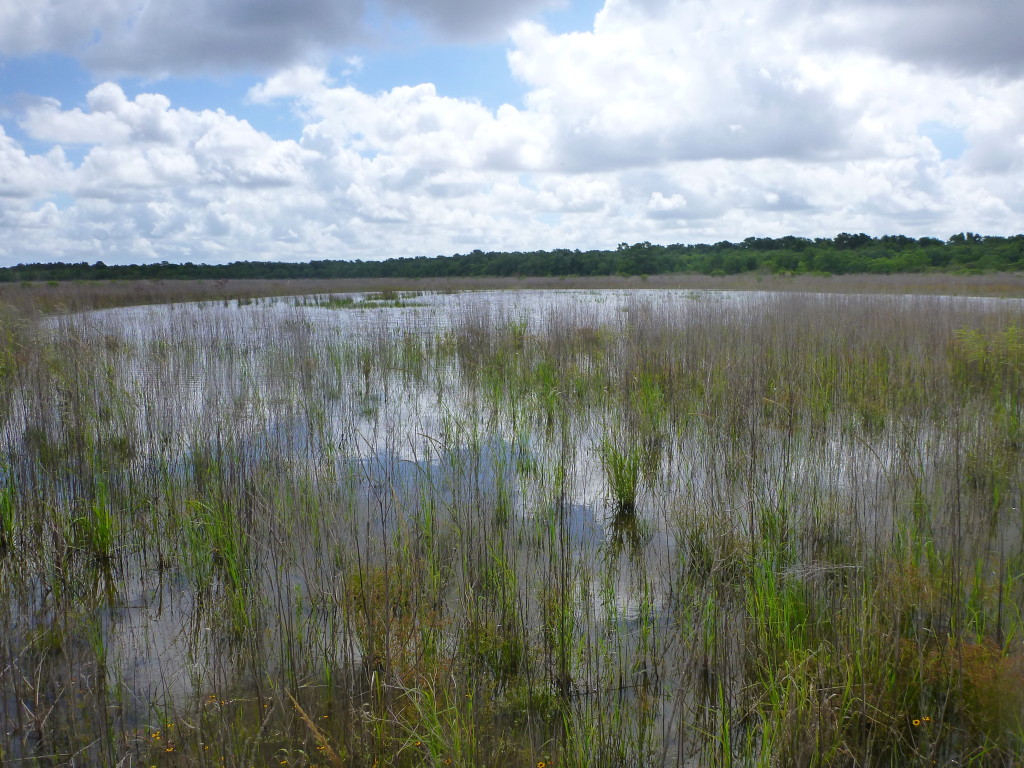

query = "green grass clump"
[{"left": 599, "top": 439, "right": 645, "bottom": 516}]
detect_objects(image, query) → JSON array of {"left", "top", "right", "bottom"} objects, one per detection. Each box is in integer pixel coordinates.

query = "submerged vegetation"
[{"left": 1, "top": 286, "right": 1024, "bottom": 766}]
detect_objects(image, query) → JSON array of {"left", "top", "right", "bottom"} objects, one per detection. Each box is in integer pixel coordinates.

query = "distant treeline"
[{"left": 4, "top": 232, "right": 1024, "bottom": 282}]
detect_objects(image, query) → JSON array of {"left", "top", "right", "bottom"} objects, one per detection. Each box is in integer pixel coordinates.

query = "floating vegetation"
[{"left": 297, "top": 290, "right": 429, "bottom": 311}]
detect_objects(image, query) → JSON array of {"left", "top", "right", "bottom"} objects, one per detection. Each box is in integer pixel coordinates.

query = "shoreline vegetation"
[
  {"left": 1, "top": 273, "right": 1023, "bottom": 765},
  {"left": 4, "top": 271, "right": 1024, "bottom": 315},
  {"left": 2, "top": 232, "right": 1023, "bottom": 288}
]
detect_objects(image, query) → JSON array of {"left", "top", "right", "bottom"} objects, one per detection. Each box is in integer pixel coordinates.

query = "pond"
[{"left": 5, "top": 287, "right": 1024, "bottom": 766}]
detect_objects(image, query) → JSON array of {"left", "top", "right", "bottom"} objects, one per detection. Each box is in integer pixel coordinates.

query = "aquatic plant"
[{"left": 1, "top": 283, "right": 1023, "bottom": 766}]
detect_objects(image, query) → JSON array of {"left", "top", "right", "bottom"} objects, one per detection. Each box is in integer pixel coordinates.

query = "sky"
[{"left": 1, "top": 0, "right": 1023, "bottom": 266}]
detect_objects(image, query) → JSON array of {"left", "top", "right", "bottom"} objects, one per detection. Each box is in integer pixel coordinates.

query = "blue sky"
[{"left": 1, "top": 0, "right": 1023, "bottom": 266}]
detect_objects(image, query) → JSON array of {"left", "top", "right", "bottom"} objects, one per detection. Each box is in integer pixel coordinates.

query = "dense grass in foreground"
[{"left": 1, "top": 287, "right": 1023, "bottom": 766}]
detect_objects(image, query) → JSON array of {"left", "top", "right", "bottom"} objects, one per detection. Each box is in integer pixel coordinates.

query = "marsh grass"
[
  {"left": 1, "top": 285, "right": 1024, "bottom": 765},
  {"left": 6, "top": 270, "right": 1024, "bottom": 316},
  {"left": 300, "top": 290, "right": 430, "bottom": 311},
  {"left": 599, "top": 439, "right": 645, "bottom": 516}
]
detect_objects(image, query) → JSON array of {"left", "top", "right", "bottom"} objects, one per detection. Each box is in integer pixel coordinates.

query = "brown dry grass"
[{"left": 4, "top": 271, "right": 1024, "bottom": 315}]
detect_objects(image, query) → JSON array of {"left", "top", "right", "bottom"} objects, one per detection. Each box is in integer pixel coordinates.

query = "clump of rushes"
[
  {"left": 0, "top": 483, "right": 14, "bottom": 553},
  {"left": 599, "top": 438, "right": 644, "bottom": 515},
  {"left": 74, "top": 480, "right": 117, "bottom": 563}
]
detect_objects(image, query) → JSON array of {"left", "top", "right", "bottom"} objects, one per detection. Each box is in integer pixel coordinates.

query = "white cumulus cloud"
[
  {"left": 3, "top": 0, "right": 1024, "bottom": 266},
  {"left": 0, "top": 0, "right": 562, "bottom": 76}
]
